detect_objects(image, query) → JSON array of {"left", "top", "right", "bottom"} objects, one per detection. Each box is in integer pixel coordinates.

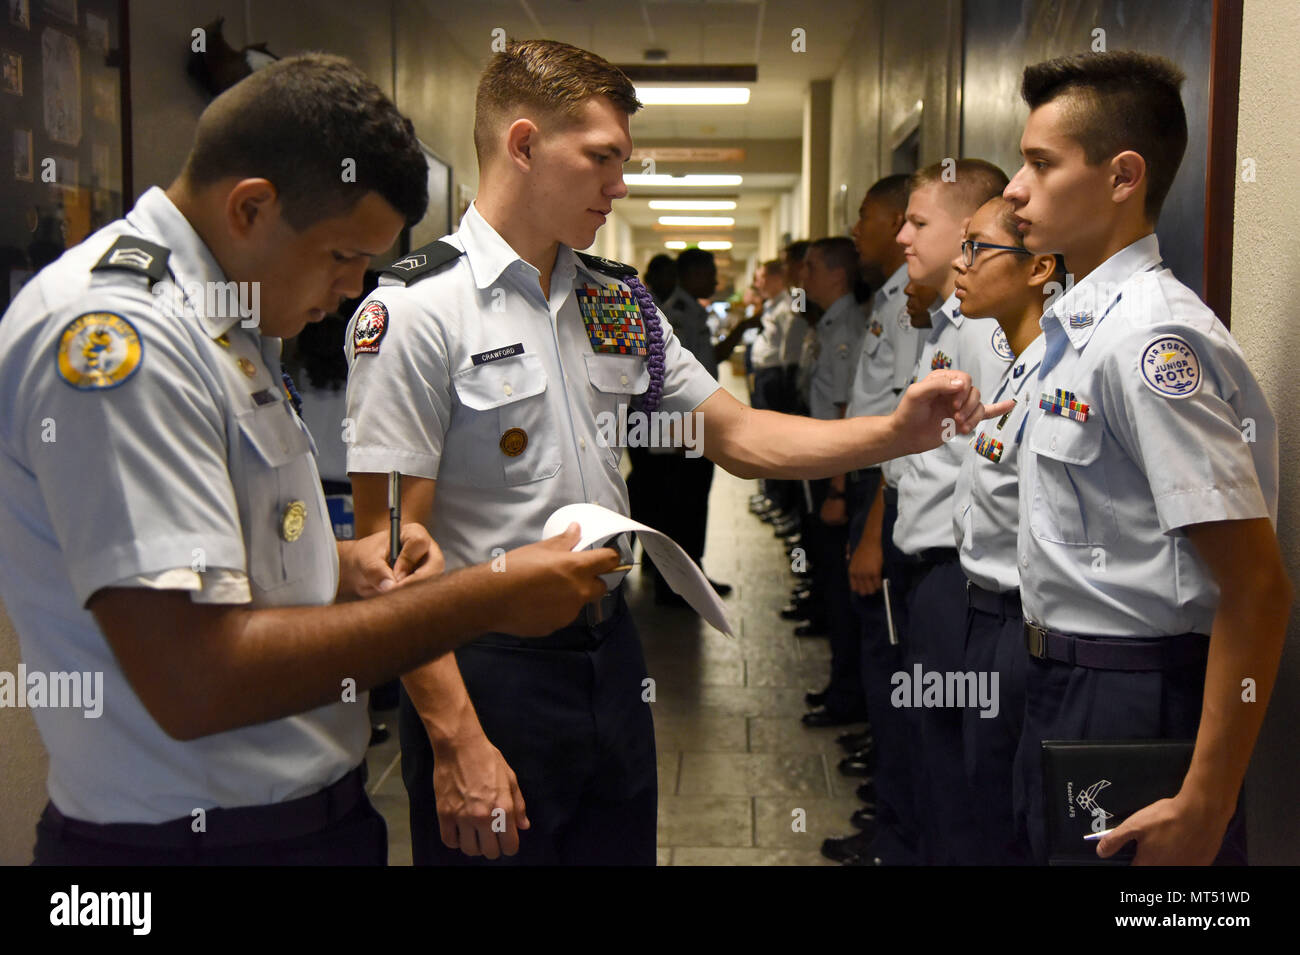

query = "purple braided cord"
[{"left": 624, "top": 275, "right": 666, "bottom": 413}]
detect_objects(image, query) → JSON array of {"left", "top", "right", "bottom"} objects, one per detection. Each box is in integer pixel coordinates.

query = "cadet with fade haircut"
[{"left": 1004, "top": 50, "right": 1289, "bottom": 865}]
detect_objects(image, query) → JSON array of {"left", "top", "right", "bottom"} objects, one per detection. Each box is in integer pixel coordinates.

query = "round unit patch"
[
  {"left": 353, "top": 301, "right": 389, "bottom": 354},
  {"left": 56, "top": 312, "right": 143, "bottom": 390},
  {"left": 500, "top": 427, "right": 528, "bottom": 457},
  {"left": 991, "top": 325, "right": 1014, "bottom": 361},
  {"left": 1140, "top": 334, "right": 1201, "bottom": 399}
]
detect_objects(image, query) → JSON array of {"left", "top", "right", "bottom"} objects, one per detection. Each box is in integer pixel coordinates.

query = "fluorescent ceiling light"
[
  {"left": 636, "top": 87, "right": 751, "bottom": 106},
  {"left": 625, "top": 174, "right": 744, "bottom": 187},
  {"left": 698, "top": 241, "right": 733, "bottom": 251},
  {"left": 648, "top": 200, "right": 737, "bottom": 211},
  {"left": 658, "top": 216, "right": 735, "bottom": 227},
  {"left": 664, "top": 241, "right": 687, "bottom": 250}
]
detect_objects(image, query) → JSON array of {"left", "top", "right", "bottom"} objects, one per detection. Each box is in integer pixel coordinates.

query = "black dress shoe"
[
  {"left": 821, "top": 830, "right": 875, "bottom": 864},
  {"left": 850, "top": 807, "right": 877, "bottom": 830},
  {"left": 801, "top": 706, "right": 864, "bottom": 728},
  {"left": 708, "top": 579, "right": 733, "bottom": 597},
  {"left": 368, "top": 723, "right": 390, "bottom": 747},
  {"left": 779, "top": 601, "right": 812, "bottom": 621},
  {"left": 856, "top": 782, "right": 876, "bottom": 803},
  {"left": 794, "top": 621, "right": 828, "bottom": 637},
  {"left": 836, "top": 730, "right": 873, "bottom": 752},
  {"left": 804, "top": 688, "right": 827, "bottom": 707},
  {"left": 838, "top": 752, "right": 875, "bottom": 777}
]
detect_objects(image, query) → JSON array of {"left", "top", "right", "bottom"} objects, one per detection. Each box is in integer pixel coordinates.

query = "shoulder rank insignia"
[
  {"left": 380, "top": 240, "right": 464, "bottom": 285},
  {"left": 1039, "top": 388, "right": 1089, "bottom": 422},
  {"left": 56, "top": 312, "right": 144, "bottom": 390},
  {"left": 574, "top": 251, "right": 638, "bottom": 279},
  {"left": 91, "top": 236, "right": 170, "bottom": 285}
]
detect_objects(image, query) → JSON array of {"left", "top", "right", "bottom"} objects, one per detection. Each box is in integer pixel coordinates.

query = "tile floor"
[{"left": 364, "top": 364, "right": 864, "bottom": 865}]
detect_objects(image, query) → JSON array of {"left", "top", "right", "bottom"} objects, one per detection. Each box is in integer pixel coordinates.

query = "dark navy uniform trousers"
[{"left": 400, "top": 595, "right": 658, "bottom": 866}]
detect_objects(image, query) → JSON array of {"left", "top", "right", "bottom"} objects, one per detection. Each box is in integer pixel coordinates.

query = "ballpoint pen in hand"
[{"left": 388, "top": 471, "right": 401, "bottom": 568}]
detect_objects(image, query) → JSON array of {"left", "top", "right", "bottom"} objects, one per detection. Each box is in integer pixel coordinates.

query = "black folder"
[{"left": 1041, "top": 739, "right": 1194, "bottom": 865}]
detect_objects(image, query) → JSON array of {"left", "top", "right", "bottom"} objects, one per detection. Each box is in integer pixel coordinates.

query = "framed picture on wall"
[{"left": 0, "top": 0, "right": 128, "bottom": 312}]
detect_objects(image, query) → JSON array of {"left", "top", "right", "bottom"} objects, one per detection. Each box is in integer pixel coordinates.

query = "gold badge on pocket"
[
  {"left": 280, "top": 500, "right": 307, "bottom": 541},
  {"left": 500, "top": 428, "right": 528, "bottom": 457}
]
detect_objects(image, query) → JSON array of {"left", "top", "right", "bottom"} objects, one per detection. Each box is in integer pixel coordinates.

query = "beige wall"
[
  {"left": 827, "top": 0, "right": 962, "bottom": 234},
  {"left": 0, "top": 603, "right": 47, "bottom": 864},
  {"left": 1230, "top": 0, "right": 1300, "bottom": 865}
]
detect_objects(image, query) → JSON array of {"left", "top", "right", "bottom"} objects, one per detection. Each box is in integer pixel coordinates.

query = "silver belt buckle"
[
  {"left": 1024, "top": 621, "right": 1047, "bottom": 659},
  {"left": 584, "top": 588, "right": 617, "bottom": 627}
]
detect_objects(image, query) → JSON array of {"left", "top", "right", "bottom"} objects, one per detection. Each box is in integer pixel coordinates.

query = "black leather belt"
[
  {"left": 846, "top": 468, "right": 879, "bottom": 484},
  {"left": 1024, "top": 622, "right": 1210, "bottom": 671},
  {"left": 902, "top": 547, "right": 958, "bottom": 568},
  {"left": 40, "top": 764, "right": 367, "bottom": 851},
  {"left": 966, "top": 581, "right": 1021, "bottom": 618}
]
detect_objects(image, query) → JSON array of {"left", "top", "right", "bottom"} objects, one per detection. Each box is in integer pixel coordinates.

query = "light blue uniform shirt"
[
  {"left": 0, "top": 187, "right": 361, "bottom": 824},
  {"left": 953, "top": 333, "right": 1046, "bottom": 593},
  {"left": 888, "top": 293, "right": 1013, "bottom": 553},
  {"left": 845, "top": 264, "right": 917, "bottom": 419},
  {"left": 344, "top": 202, "right": 721, "bottom": 573},
  {"left": 808, "top": 294, "right": 865, "bottom": 421},
  {"left": 1018, "top": 234, "right": 1277, "bottom": 637},
  {"left": 749, "top": 295, "right": 786, "bottom": 370}
]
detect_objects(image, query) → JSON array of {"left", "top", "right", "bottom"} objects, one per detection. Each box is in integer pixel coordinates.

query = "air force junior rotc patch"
[
  {"left": 1139, "top": 334, "right": 1201, "bottom": 399},
  {"left": 353, "top": 301, "right": 388, "bottom": 355},
  {"left": 55, "top": 312, "right": 143, "bottom": 390},
  {"left": 576, "top": 282, "right": 648, "bottom": 356},
  {"left": 991, "top": 325, "right": 1014, "bottom": 360}
]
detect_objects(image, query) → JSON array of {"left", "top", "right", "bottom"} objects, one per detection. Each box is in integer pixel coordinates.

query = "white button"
[
  {"left": 620, "top": 374, "right": 629, "bottom": 386},
  {"left": 1050, "top": 436, "right": 1057, "bottom": 450},
  {"left": 1021, "top": 554, "right": 1028, "bottom": 567},
  {"left": 503, "top": 384, "right": 513, "bottom": 396},
  {"left": 580, "top": 437, "right": 587, "bottom": 449}
]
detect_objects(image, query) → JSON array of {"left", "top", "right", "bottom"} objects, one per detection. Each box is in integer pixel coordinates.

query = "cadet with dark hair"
[
  {"left": 1006, "top": 51, "right": 1288, "bottom": 865},
  {"left": 0, "top": 53, "right": 618, "bottom": 866}
]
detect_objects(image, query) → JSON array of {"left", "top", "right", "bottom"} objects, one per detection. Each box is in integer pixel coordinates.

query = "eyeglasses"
[{"left": 961, "top": 239, "right": 1033, "bottom": 268}]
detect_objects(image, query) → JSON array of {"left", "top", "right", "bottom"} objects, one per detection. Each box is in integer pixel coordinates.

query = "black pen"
[{"left": 388, "top": 471, "right": 401, "bottom": 567}]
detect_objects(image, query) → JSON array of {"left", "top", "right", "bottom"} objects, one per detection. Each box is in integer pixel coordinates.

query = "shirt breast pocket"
[
  {"left": 450, "top": 353, "right": 561, "bottom": 486},
  {"left": 1026, "top": 413, "right": 1116, "bottom": 547},
  {"left": 584, "top": 353, "right": 650, "bottom": 469},
  {"left": 235, "top": 404, "right": 320, "bottom": 592}
]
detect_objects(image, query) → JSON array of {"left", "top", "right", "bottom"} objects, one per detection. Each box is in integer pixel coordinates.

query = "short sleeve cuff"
[
  {"left": 346, "top": 445, "right": 442, "bottom": 480},
  {"left": 1154, "top": 482, "right": 1270, "bottom": 534},
  {"left": 69, "top": 533, "right": 247, "bottom": 608},
  {"left": 663, "top": 376, "right": 723, "bottom": 417}
]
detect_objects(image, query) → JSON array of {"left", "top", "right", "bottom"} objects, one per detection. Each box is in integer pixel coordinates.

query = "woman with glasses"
[{"left": 949, "top": 196, "right": 1064, "bottom": 864}]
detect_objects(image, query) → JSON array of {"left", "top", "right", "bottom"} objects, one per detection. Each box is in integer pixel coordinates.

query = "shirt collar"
[
  {"left": 125, "top": 186, "right": 241, "bottom": 339},
  {"left": 820, "top": 293, "right": 856, "bottom": 328},
  {"left": 929, "top": 291, "right": 963, "bottom": 339},
  {"left": 1043, "top": 233, "right": 1162, "bottom": 351},
  {"left": 459, "top": 200, "right": 577, "bottom": 293}
]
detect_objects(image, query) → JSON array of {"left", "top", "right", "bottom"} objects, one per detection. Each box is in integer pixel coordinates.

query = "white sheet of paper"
[{"left": 543, "top": 502, "right": 735, "bottom": 637}]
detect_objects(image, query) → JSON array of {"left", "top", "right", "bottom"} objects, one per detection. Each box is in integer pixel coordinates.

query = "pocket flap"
[
  {"left": 454, "top": 353, "right": 548, "bottom": 410},
  {"left": 583, "top": 353, "right": 650, "bottom": 394},
  {"left": 1028, "top": 411, "right": 1102, "bottom": 466},
  {"left": 238, "top": 403, "right": 311, "bottom": 467}
]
